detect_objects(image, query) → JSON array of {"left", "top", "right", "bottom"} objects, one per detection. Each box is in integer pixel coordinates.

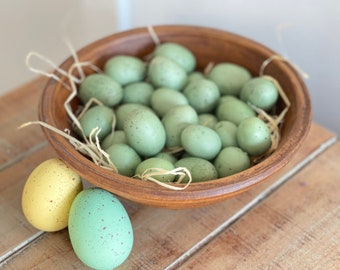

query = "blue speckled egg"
[{"left": 68, "top": 188, "right": 133, "bottom": 269}]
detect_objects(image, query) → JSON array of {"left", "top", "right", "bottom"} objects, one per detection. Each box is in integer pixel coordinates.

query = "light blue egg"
[{"left": 68, "top": 188, "right": 133, "bottom": 270}]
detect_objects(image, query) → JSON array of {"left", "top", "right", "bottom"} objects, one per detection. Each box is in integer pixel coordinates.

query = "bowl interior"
[{"left": 39, "top": 25, "right": 312, "bottom": 208}]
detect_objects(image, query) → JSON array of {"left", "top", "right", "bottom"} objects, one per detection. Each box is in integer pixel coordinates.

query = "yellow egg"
[{"left": 22, "top": 158, "right": 83, "bottom": 232}]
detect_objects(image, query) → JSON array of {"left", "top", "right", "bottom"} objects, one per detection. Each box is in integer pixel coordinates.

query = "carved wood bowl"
[{"left": 39, "top": 25, "right": 312, "bottom": 209}]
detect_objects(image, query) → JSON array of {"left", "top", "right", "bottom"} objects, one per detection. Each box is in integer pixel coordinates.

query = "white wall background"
[
  {"left": 126, "top": 0, "right": 340, "bottom": 135},
  {"left": 1, "top": 0, "right": 339, "bottom": 135},
  {"left": 0, "top": 0, "right": 121, "bottom": 95}
]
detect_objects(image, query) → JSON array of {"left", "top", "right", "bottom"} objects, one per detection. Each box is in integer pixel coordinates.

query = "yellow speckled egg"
[{"left": 21, "top": 158, "right": 83, "bottom": 232}]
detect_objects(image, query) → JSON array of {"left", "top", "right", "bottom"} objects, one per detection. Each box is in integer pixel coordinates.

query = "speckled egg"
[
  {"left": 78, "top": 105, "right": 114, "bottom": 140},
  {"left": 214, "top": 146, "right": 250, "bottom": 177},
  {"left": 216, "top": 95, "right": 255, "bottom": 125},
  {"left": 214, "top": 121, "right": 238, "bottom": 147},
  {"left": 68, "top": 188, "right": 133, "bottom": 270},
  {"left": 153, "top": 42, "right": 196, "bottom": 73},
  {"left": 147, "top": 56, "right": 188, "bottom": 90},
  {"left": 236, "top": 116, "right": 272, "bottom": 156},
  {"left": 115, "top": 103, "right": 151, "bottom": 130},
  {"left": 150, "top": 87, "right": 188, "bottom": 117},
  {"left": 104, "top": 55, "right": 146, "bottom": 85},
  {"left": 106, "top": 143, "right": 142, "bottom": 176},
  {"left": 122, "top": 82, "right": 154, "bottom": 106},
  {"left": 208, "top": 62, "right": 252, "bottom": 96},
  {"left": 101, "top": 130, "right": 127, "bottom": 150},
  {"left": 181, "top": 124, "right": 222, "bottom": 160},
  {"left": 135, "top": 157, "right": 175, "bottom": 182},
  {"left": 78, "top": 73, "right": 123, "bottom": 107},
  {"left": 124, "top": 109, "right": 166, "bottom": 157},
  {"left": 198, "top": 113, "right": 218, "bottom": 129},
  {"left": 183, "top": 78, "right": 220, "bottom": 113},
  {"left": 161, "top": 105, "right": 198, "bottom": 148},
  {"left": 21, "top": 158, "right": 82, "bottom": 232},
  {"left": 175, "top": 157, "right": 217, "bottom": 182},
  {"left": 240, "top": 76, "right": 279, "bottom": 111}
]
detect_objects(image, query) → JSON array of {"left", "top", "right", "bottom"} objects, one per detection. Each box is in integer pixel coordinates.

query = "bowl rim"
[{"left": 39, "top": 25, "right": 312, "bottom": 208}]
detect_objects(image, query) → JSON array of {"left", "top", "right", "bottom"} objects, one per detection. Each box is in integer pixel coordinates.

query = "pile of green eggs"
[{"left": 77, "top": 42, "right": 280, "bottom": 183}]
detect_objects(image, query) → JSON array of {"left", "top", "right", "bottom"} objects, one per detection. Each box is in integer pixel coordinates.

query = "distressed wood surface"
[
  {"left": 179, "top": 141, "right": 340, "bottom": 270},
  {"left": 0, "top": 77, "right": 48, "bottom": 166},
  {"left": 0, "top": 77, "right": 338, "bottom": 269}
]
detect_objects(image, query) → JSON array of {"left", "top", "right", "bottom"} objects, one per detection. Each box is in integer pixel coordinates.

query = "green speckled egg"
[
  {"left": 78, "top": 105, "right": 114, "bottom": 140},
  {"left": 183, "top": 78, "right": 220, "bottom": 113},
  {"left": 101, "top": 130, "right": 127, "bottom": 150},
  {"left": 236, "top": 116, "right": 272, "bottom": 156},
  {"left": 104, "top": 55, "right": 146, "bottom": 85},
  {"left": 68, "top": 188, "right": 133, "bottom": 270},
  {"left": 208, "top": 63, "right": 252, "bottom": 96},
  {"left": 198, "top": 113, "right": 218, "bottom": 129},
  {"left": 122, "top": 82, "right": 154, "bottom": 106},
  {"left": 135, "top": 157, "right": 175, "bottom": 182},
  {"left": 150, "top": 88, "right": 188, "bottom": 117},
  {"left": 115, "top": 103, "right": 151, "bottom": 130},
  {"left": 155, "top": 152, "right": 178, "bottom": 164},
  {"left": 78, "top": 73, "right": 123, "bottom": 107},
  {"left": 240, "top": 77, "right": 279, "bottom": 111},
  {"left": 214, "top": 146, "right": 250, "bottom": 177},
  {"left": 187, "top": 71, "right": 205, "bottom": 84},
  {"left": 106, "top": 143, "right": 142, "bottom": 176},
  {"left": 216, "top": 96, "right": 255, "bottom": 125},
  {"left": 181, "top": 124, "right": 222, "bottom": 160},
  {"left": 147, "top": 56, "right": 187, "bottom": 90},
  {"left": 175, "top": 157, "right": 217, "bottom": 182},
  {"left": 161, "top": 105, "right": 198, "bottom": 148},
  {"left": 124, "top": 109, "right": 166, "bottom": 157},
  {"left": 153, "top": 42, "right": 196, "bottom": 73},
  {"left": 214, "top": 121, "right": 238, "bottom": 147}
]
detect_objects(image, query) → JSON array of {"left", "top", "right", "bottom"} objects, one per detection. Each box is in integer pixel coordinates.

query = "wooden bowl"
[{"left": 39, "top": 25, "right": 312, "bottom": 209}]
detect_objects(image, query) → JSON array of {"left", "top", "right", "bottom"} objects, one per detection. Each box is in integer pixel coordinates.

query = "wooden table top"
[{"left": 0, "top": 77, "right": 339, "bottom": 269}]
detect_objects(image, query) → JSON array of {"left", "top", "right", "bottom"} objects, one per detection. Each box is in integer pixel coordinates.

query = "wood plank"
[
  {"left": 1, "top": 123, "right": 336, "bottom": 269},
  {"left": 1, "top": 231, "right": 87, "bottom": 270},
  {"left": 179, "top": 141, "right": 340, "bottom": 270},
  {"left": 0, "top": 145, "right": 56, "bottom": 261},
  {"left": 0, "top": 77, "right": 48, "bottom": 166}
]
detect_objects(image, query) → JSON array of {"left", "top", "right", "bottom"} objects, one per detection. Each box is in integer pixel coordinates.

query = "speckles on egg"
[
  {"left": 78, "top": 73, "right": 123, "bottom": 107},
  {"left": 78, "top": 105, "right": 114, "bottom": 141},
  {"left": 21, "top": 158, "right": 82, "bottom": 232},
  {"left": 104, "top": 55, "right": 146, "bottom": 86},
  {"left": 124, "top": 109, "right": 166, "bottom": 157},
  {"left": 153, "top": 42, "right": 196, "bottom": 73},
  {"left": 175, "top": 157, "right": 217, "bottom": 182},
  {"left": 180, "top": 124, "right": 222, "bottom": 160},
  {"left": 236, "top": 116, "right": 272, "bottom": 156},
  {"left": 147, "top": 56, "right": 188, "bottom": 90},
  {"left": 214, "top": 146, "right": 250, "bottom": 177},
  {"left": 161, "top": 105, "right": 198, "bottom": 149},
  {"left": 68, "top": 188, "right": 133, "bottom": 270}
]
